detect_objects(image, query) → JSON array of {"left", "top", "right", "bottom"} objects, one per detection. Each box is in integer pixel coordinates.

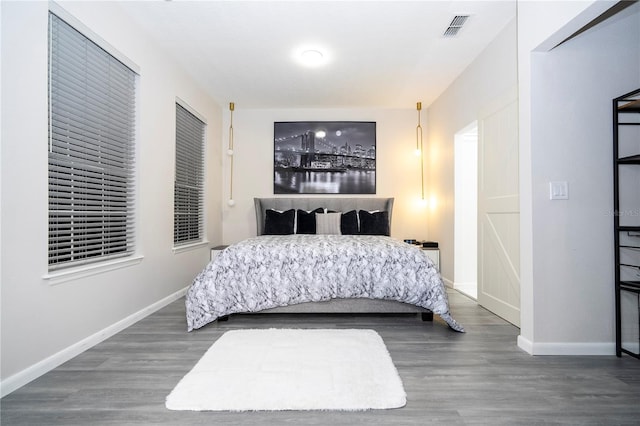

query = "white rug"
[{"left": 165, "top": 328, "right": 406, "bottom": 411}]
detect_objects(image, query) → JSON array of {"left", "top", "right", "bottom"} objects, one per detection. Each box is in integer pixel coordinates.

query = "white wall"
[
  {"left": 426, "top": 18, "right": 518, "bottom": 287},
  {"left": 221, "top": 108, "right": 428, "bottom": 243},
  {"left": 0, "top": 1, "right": 222, "bottom": 393},
  {"left": 527, "top": 2, "right": 640, "bottom": 353},
  {"left": 517, "top": 0, "right": 610, "bottom": 355}
]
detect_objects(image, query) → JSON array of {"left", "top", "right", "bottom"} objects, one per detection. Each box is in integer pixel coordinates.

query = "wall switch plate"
[{"left": 549, "top": 181, "right": 569, "bottom": 200}]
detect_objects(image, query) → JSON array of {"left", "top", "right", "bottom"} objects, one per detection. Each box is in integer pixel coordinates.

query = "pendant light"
[
  {"left": 227, "top": 102, "right": 235, "bottom": 206},
  {"left": 416, "top": 102, "right": 425, "bottom": 200}
]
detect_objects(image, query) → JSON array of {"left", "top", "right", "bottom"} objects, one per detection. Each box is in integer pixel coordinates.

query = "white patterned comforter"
[{"left": 185, "top": 235, "right": 464, "bottom": 332}]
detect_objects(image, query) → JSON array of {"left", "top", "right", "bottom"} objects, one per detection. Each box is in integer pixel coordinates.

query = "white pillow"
[{"left": 315, "top": 212, "right": 342, "bottom": 235}]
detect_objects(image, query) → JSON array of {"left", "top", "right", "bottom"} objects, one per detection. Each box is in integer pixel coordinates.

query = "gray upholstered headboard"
[{"left": 254, "top": 197, "right": 394, "bottom": 236}]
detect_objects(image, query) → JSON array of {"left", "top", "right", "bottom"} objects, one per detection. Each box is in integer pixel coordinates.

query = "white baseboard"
[
  {"left": 517, "top": 335, "right": 534, "bottom": 354},
  {"left": 442, "top": 277, "right": 454, "bottom": 289},
  {"left": 518, "top": 334, "right": 615, "bottom": 356},
  {"left": 453, "top": 281, "right": 476, "bottom": 288},
  {"left": 453, "top": 282, "right": 477, "bottom": 300},
  {"left": 0, "top": 287, "right": 188, "bottom": 398}
]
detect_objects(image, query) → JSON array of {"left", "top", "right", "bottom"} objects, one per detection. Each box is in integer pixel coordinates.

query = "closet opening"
[{"left": 454, "top": 122, "right": 478, "bottom": 300}]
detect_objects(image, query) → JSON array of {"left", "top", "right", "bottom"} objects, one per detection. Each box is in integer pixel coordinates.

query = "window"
[
  {"left": 174, "top": 103, "right": 205, "bottom": 246},
  {"left": 48, "top": 12, "right": 137, "bottom": 270}
]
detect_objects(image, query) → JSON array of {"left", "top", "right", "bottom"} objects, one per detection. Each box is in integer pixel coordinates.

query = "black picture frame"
[{"left": 274, "top": 121, "right": 376, "bottom": 194}]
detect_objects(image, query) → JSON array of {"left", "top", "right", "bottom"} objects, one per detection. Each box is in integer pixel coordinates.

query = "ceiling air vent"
[{"left": 443, "top": 15, "right": 469, "bottom": 37}]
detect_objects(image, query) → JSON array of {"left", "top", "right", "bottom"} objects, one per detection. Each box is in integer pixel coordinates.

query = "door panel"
[{"left": 478, "top": 98, "right": 520, "bottom": 326}]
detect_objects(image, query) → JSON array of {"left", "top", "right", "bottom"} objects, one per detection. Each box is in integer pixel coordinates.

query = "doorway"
[{"left": 454, "top": 122, "right": 478, "bottom": 300}]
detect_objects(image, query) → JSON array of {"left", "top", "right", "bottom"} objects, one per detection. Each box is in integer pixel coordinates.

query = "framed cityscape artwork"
[{"left": 273, "top": 121, "right": 376, "bottom": 194}]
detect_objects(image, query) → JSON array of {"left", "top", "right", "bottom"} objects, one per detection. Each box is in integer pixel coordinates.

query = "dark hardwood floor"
[{"left": 2, "top": 290, "right": 639, "bottom": 425}]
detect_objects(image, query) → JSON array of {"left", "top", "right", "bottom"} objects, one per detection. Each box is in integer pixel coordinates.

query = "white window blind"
[
  {"left": 174, "top": 103, "right": 205, "bottom": 245},
  {"left": 48, "top": 12, "right": 137, "bottom": 270}
]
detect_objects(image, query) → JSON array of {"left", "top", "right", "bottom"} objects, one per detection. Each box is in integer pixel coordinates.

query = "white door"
[{"left": 477, "top": 95, "right": 520, "bottom": 326}]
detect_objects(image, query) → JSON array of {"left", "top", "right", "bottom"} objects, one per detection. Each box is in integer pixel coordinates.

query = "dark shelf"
[
  {"left": 617, "top": 98, "right": 640, "bottom": 112},
  {"left": 621, "top": 348, "right": 640, "bottom": 360},
  {"left": 618, "top": 226, "right": 640, "bottom": 232},
  {"left": 620, "top": 263, "right": 640, "bottom": 269},
  {"left": 617, "top": 154, "right": 640, "bottom": 164},
  {"left": 620, "top": 281, "right": 640, "bottom": 292},
  {"left": 614, "top": 87, "right": 640, "bottom": 359}
]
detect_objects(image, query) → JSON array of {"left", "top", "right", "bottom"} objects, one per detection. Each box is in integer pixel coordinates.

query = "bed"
[{"left": 185, "top": 197, "right": 463, "bottom": 332}]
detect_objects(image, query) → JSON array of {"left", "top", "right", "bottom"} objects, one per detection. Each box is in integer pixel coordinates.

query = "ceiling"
[{"left": 116, "top": 1, "right": 516, "bottom": 109}]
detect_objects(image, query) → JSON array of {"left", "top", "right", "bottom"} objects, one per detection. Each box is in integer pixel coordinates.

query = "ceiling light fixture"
[
  {"left": 296, "top": 47, "right": 328, "bottom": 67},
  {"left": 302, "top": 49, "right": 323, "bottom": 62}
]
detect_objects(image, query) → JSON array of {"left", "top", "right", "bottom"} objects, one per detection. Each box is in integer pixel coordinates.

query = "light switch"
[{"left": 549, "top": 181, "right": 569, "bottom": 200}]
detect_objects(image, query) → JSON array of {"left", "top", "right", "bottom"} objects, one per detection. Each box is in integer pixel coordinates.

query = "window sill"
[
  {"left": 172, "top": 240, "right": 209, "bottom": 254},
  {"left": 43, "top": 255, "right": 144, "bottom": 286}
]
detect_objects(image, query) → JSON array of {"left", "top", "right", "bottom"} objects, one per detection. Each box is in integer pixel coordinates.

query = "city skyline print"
[{"left": 274, "top": 121, "right": 376, "bottom": 194}]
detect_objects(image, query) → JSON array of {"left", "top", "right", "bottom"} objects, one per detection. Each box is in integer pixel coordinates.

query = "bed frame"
[{"left": 250, "top": 197, "right": 433, "bottom": 320}]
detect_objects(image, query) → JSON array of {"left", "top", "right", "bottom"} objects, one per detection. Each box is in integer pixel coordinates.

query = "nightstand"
[
  {"left": 421, "top": 247, "right": 440, "bottom": 271},
  {"left": 210, "top": 245, "right": 229, "bottom": 261}
]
